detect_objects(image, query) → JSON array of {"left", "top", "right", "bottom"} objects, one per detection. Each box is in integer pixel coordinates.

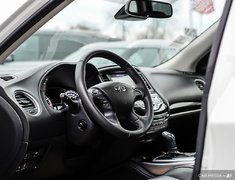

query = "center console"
[
  {"left": 133, "top": 71, "right": 195, "bottom": 176},
  {"left": 134, "top": 71, "right": 169, "bottom": 135}
]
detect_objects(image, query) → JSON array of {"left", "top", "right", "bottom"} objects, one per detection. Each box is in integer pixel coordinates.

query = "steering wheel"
[{"left": 75, "top": 50, "right": 153, "bottom": 138}]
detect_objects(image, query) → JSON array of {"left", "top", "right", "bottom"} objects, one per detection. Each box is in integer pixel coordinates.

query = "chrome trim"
[
  {"left": 153, "top": 157, "right": 195, "bottom": 163},
  {"left": 194, "top": 79, "right": 205, "bottom": 85},
  {"left": 15, "top": 90, "right": 41, "bottom": 116},
  {"left": 194, "top": 79, "right": 206, "bottom": 90},
  {"left": 170, "top": 109, "right": 201, "bottom": 118},
  {"left": 142, "top": 160, "right": 194, "bottom": 175},
  {"left": 170, "top": 102, "right": 201, "bottom": 109},
  {"left": 142, "top": 160, "right": 195, "bottom": 167}
]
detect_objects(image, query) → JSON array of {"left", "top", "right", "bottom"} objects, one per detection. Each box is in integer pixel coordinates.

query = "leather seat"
[{"left": 149, "top": 167, "right": 193, "bottom": 180}]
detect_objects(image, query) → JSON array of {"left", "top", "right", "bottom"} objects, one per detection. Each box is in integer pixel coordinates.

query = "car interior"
[{"left": 0, "top": 0, "right": 226, "bottom": 179}]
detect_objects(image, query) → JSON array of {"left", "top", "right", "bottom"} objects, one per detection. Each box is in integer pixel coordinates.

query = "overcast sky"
[
  {"left": 0, "top": 0, "right": 27, "bottom": 24},
  {"left": 0, "top": 0, "right": 226, "bottom": 41}
]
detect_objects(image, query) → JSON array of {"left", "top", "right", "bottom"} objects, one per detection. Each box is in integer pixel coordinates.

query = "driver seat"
[{"left": 149, "top": 167, "right": 193, "bottom": 180}]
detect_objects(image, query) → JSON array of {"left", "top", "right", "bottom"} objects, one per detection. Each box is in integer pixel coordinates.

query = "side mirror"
[{"left": 126, "top": 0, "right": 173, "bottom": 18}]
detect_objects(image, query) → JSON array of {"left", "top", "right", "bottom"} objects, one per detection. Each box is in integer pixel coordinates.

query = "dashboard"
[
  {"left": 1, "top": 62, "right": 204, "bottom": 140},
  {"left": 0, "top": 61, "right": 204, "bottom": 177}
]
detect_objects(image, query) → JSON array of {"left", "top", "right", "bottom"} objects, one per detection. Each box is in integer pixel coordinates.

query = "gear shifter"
[
  {"left": 153, "top": 131, "right": 195, "bottom": 161},
  {"left": 162, "top": 131, "right": 178, "bottom": 152}
]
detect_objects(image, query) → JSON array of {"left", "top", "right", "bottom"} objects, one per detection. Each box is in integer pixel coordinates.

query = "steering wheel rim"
[{"left": 75, "top": 50, "right": 153, "bottom": 138}]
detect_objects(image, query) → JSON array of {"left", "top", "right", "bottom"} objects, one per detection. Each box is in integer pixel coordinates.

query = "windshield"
[{"left": 1, "top": 0, "right": 226, "bottom": 71}]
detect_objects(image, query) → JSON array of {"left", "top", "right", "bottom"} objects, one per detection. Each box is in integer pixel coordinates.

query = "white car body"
[{"left": 202, "top": 1, "right": 235, "bottom": 171}]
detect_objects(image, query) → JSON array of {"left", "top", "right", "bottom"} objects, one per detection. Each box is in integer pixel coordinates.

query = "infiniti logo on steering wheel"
[{"left": 114, "top": 85, "right": 127, "bottom": 92}]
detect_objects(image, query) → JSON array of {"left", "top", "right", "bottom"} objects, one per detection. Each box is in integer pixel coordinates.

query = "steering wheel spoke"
[
  {"left": 133, "top": 87, "right": 145, "bottom": 100},
  {"left": 89, "top": 87, "right": 110, "bottom": 106},
  {"left": 135, "top": 119, "right": 145, "bottom": 131},
  {"left": 88, "top": 87, "right": 120, "bottom": 122},
  {"left": 104, "top": 111, "right": 120, "bottom": 125},
  {"left": 129, "top": 111, "right": 148, "bottom": 130}
]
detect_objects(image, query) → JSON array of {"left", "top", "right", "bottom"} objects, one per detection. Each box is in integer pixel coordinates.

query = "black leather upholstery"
[{"left": 149, "top": 167, "right": 193, "bottom": 180}]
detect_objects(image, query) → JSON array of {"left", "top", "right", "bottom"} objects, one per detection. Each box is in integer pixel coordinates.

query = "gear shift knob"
[{"left": 162, "top": 131, "right": 178, "bottom": 152}]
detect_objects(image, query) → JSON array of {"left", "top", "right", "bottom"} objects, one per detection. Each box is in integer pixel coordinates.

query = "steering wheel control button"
[
  {"left": 102, "top": 103, "right": 112, "bottom": 110},
  {"left": 77, "top": 120, "right": 87, "bottom": 131},
  {"left": 91, "top": 89, "right": 100, "bottom": 95},
  {"left": 97, "top": 96, "right": 106, "bottom": 101}
]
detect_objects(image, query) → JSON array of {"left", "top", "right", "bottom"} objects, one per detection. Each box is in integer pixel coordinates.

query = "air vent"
[
  {"left": 0, "top": 75, "right": 15, "bottom": 81},
  {"left": 101, "top": 73, "right": 111, "bottom": 82},
  {"left": 15, "top": 91, "right": 39, "bottom": 115},
  {"left": 138, "top": 73, "right": 152, "bottom": 90},
  {"left": 195, "top": 79, "right": 205, "bottom": 91}
]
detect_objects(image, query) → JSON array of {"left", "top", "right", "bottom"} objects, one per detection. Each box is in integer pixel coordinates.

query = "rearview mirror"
[{"left": 126, "top": 0, "right": 173, "bottom": 18}]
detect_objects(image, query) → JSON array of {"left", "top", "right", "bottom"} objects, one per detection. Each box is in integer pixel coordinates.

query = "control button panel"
[
  {"left": 151, "top": 93, "right": 163, "bottom": 111},
  {"left": 16, "top": 147, "right": 46, "bottom": 173},
  {"left": 134, "top": 92, "right": 168, "bottom": 134},
  {"left": 147, "top": 112, "right": 169, "bottom": 134},
  {"left": 149, "top": 93, "right": 169, "bottom": 134},
  {"left": 134, "top": 93, "right": 167, "bottom": 113},
  {"left": 90, "top": 88, "right": 113, "bottom": 112}
]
